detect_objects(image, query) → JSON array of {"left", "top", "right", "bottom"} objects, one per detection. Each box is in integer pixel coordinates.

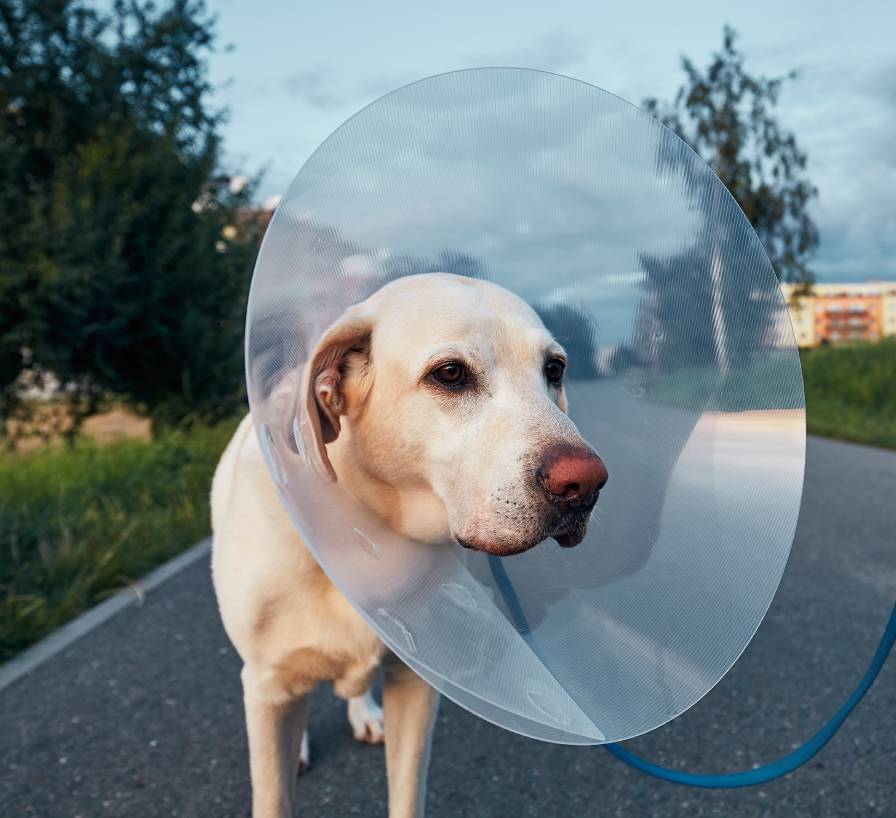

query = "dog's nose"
[{"left": 538, "top": 448, "right": 608, "bottom": 507}]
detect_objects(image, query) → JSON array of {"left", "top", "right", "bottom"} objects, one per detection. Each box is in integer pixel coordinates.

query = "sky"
[{"left": 205, "top": 0, "right": 896, "bottom": 283}]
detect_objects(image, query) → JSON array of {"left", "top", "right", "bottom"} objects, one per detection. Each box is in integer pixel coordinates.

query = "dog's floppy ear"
[{"left": 303, "top": 305, "right": 374, "bottom": 481}]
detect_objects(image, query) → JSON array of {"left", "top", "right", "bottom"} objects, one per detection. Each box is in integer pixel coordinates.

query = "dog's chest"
[
  {"left": 257, "top": 576, "right": 386, "bottom": 699},
  {"left": 274, "top": 641, "right": 384, "bottom": 699}
]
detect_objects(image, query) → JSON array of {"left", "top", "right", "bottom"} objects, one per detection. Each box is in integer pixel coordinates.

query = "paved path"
[{"left": 2, "top": 436, "right": 894, "bottom": 817}]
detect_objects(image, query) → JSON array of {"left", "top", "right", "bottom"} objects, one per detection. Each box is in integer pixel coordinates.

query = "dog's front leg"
[
  {"left": 242, "top": 665, "right": 310, "bottom": 818},
  {"left": 382, "top": 653, "right": 440, "bottom": 818}
]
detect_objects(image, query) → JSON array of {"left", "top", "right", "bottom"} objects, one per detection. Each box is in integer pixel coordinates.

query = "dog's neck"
[{"left": 327, "top": 430, "right": 451, "bottom": 544}]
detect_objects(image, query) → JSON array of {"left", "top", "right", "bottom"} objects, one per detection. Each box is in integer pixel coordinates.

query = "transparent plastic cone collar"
[{"left": 245, "top": 68, "right": 805, "bottom": 744}]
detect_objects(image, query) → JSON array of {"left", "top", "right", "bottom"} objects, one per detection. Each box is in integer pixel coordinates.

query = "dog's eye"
[
  {"left": 544, "top": 358, "right": 566, "bottom": 386},
  {"left": 430, "top": 362, "right": 468, "bottom": 388}
]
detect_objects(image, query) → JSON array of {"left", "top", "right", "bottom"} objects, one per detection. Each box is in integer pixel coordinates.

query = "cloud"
[
  {"left": 744, "top": 53, "right": 896, "bottom": 282},
  {"left": 470, "top": 30, "right": 590, "bottom": 73},
  {"left": 282, "top": 68, "right": 347, "bottom": 110},
  {"left": 266, "top": 36, "right": 895, "bottom": 284},
  {"left": 282, "top": 68, "right": 420, "bottom": 113}
]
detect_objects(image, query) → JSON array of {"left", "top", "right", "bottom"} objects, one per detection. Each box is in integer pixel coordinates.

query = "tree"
[
  {"left": 533, "top": 303, "right": 599, "bottom": 378},
  {"left": 0, "top": 0, "right": 258, "bottom": 437},
  {"left": 33, "top": 118, "right": 258, "bottom": 432},
  {"left": 643, "top": 25, "right": 818, "bottom": 285}
]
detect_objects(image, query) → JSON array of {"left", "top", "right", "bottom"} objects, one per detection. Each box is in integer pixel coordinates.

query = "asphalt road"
[{"left": 2, "top": 435, "right": 894, "bottom": 817}]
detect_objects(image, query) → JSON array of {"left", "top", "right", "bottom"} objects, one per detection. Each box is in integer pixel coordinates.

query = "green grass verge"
[
  {"left": 801, "top": 337, "right": 896, "bottom": 451},
  {"left": 0, "top": 419, "right": 239, "bottom": 662}
]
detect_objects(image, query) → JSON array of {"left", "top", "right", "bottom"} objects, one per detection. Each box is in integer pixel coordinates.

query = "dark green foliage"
[
  {"left": 0, "top": 0, "right": 258, "bottom": 435},
  {"left": 644, "top": 26, "right": 818, "bottom": 285},
  {"left": 534, "top": 302, "right": 599, "bottom": 378}
]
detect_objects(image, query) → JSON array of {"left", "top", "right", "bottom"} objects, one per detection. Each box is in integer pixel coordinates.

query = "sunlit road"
[{"left": 2, "top": 436, "right": 894, "bottom": 817}]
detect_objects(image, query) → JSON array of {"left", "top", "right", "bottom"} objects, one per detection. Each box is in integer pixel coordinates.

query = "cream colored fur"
[{"left": 211, "top": 273, "right": 600, "bottom": 817}]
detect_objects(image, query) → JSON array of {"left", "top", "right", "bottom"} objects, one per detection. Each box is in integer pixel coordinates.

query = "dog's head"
[{"left": 304, "top": 273, "right": 607, "bottom": 556}]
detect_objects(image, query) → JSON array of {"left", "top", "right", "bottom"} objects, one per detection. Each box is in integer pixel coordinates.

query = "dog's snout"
[{"left": 537, "top": 448, "right": 608, "bottom": 507}]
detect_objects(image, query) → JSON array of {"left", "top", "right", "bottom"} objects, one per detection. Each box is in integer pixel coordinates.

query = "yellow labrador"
[{"left": 211, "top": 273, "right": 608, "bottom": 818}]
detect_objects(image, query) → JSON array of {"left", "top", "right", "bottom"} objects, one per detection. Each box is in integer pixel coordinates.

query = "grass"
[
  {"left": 0, "top": 419, "right": 238, "bottom": 662},
  {"left": 0, "top": 339, "right": 893, "bottom": 663},
  {"left": 801, "top": 337, "right": 896, "bottom": 451},
  {"left": 638, "top": 339, "right": 895, "bottom": 449}
]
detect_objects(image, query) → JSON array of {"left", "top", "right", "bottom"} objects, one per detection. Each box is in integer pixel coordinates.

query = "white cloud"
[{"left": 282, "top": 68, "right": 347, "bottom": 110}]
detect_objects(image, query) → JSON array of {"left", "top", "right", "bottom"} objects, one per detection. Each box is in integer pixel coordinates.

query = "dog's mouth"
[
  {"left": 548, "top": 515, "right": 590, "bottom": 548},
  {"left": 454, "top": 535, "right": 536, "bottom": 557},
  {"left": 454, "top": 499, "right": 598, "bottom": 556},
  {"left": 548, "top": 497, "right": 598, "bottom": 548}
]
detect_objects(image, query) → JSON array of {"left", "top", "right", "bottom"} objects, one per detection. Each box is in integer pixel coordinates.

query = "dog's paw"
[
  {"left": 348, "top": 691, "right": 384, "bottom": 744},
  {"left": 297, "top": 728, "right": 311, "bottom": 776}
]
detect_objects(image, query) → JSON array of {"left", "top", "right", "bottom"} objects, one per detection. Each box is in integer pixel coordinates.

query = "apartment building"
[{"left": 780, "top": 281, "right": 896, "bottom": 347}]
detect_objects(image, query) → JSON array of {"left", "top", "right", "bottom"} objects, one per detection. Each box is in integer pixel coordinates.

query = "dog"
[{"left": 211, "top": 272, "right": 608, "bottom": 818}]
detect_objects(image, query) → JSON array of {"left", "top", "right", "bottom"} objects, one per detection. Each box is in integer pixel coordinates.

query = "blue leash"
[{"left": 487, "top": 555, "right": 896, "bottom": 788}]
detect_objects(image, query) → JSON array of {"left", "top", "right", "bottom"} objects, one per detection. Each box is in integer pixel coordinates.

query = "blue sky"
[{"left": 205, "top": 0, "right": 895, "bottom": 282}]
